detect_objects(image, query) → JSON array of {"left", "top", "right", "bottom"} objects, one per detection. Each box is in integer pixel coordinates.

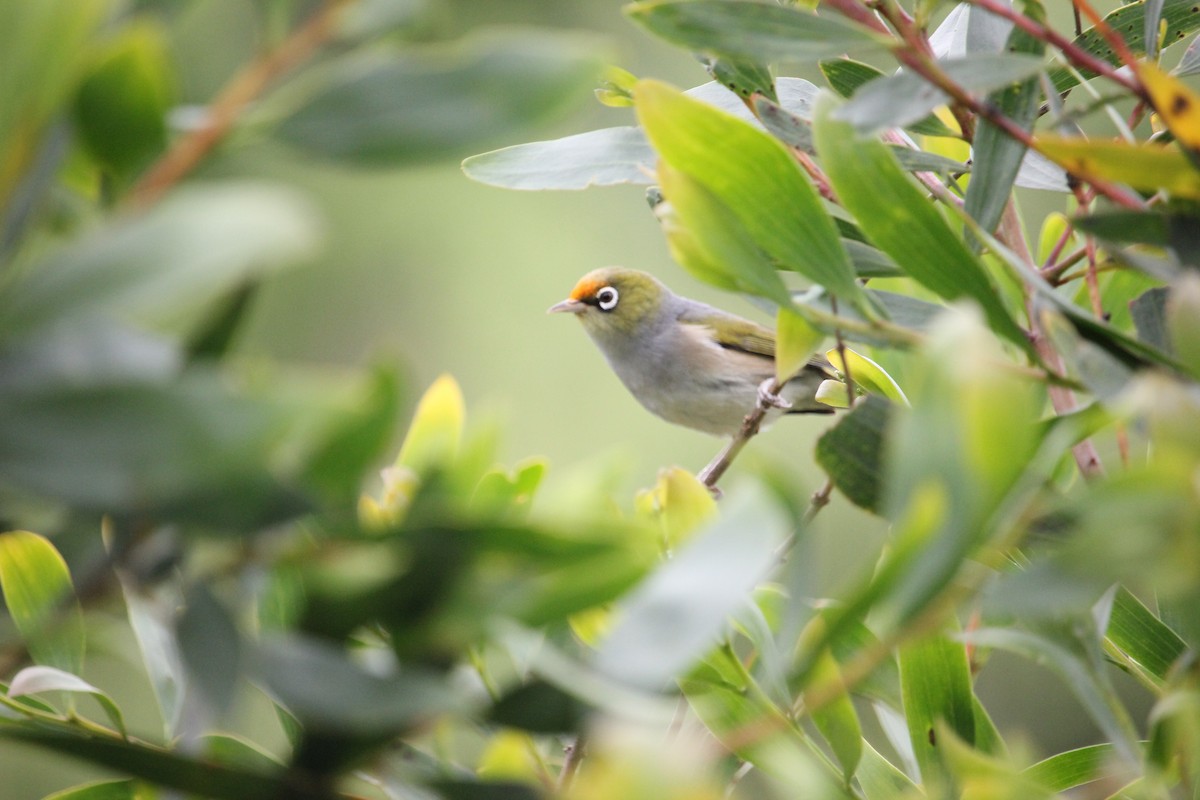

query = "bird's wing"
[{"left": 678, "top": 307, "right": 778, "bottom": 360}]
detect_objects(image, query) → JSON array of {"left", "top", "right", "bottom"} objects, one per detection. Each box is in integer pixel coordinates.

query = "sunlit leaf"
[
  {"left": 1139, "top": 61, "right": 1200, "bottom": 154},
  {"left": 636, "top": 79, "right": 863, "bottom": 305},
  {"left": 395, "top": 374, "right": 464, "bottom": 474},
  {"left": 0, "top": 530, "right": 84, "bottom": 674},
  {"left": 825, "top": 347, "right": 908, "bottom": 404}
]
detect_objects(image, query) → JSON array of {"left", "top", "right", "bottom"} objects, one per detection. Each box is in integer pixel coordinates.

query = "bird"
[{"left": 548, "top": 267, "right": 835, "bottom": 438}]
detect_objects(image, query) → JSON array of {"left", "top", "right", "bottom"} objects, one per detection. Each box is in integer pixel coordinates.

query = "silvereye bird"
[{"left": 548, "top": 267, "right": 834, "bottom": 437}]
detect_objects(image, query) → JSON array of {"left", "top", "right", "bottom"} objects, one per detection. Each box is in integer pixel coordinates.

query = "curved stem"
[{"left": 129, "top": 0, "right": 351, "bottom": 208}]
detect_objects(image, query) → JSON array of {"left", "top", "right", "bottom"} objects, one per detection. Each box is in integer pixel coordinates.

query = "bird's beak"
[{"left": 547, "top": 298, "right": 587, "bottom": 315}]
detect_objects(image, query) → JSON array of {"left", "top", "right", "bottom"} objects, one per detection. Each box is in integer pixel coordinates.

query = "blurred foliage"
[{"left": 2, "top": 0, "right": 1200, "bottom": 799}]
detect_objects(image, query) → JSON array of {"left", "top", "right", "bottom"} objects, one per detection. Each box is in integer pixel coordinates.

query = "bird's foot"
[{"left": 756, "top": 379, "right": 792, "bottom": 411}]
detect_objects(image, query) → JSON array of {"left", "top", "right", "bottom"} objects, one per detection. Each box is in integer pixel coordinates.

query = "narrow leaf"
[
  {"left": 0, "top": 530, "right": 84, "bottom": 673},
  {"left": 834, "top": 54, "right": 1043, "bottom": 134},
  {"left": 42, "top": 779, "right": 138, "bottom": 800},
  {"left": 1138, "top": 61, "right": 1200, "bottom": 153},
  {"left": 1106, "top": 586, "right": 1187, "bottom": 683},
  {"left": 899, "top": 632, "right": 976, "bottom": 787},
  {"left": 1023, "top": 743, "right": 1120, "bottom": 792},
  {"left": 636, "top": 80, "right": 863, "bottom": 304},
  {"left": 813, "top": 93, "right": 1031, "bottom": 351},
  {"left": 625, "top": 0, "right": 885, "bottom": 64},
  {"left": 462, "top": 127, "right": 656, "bottom": 190},
  {"left": 9, "top": 665, "right": 126, "bottom": 737}
]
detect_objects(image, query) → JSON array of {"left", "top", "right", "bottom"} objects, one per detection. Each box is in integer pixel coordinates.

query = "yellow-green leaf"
[
  {"left": 635, "top": 79, "right": 864, "bottom": 306},
  {"left": 395, "top": 374, "right": 464, "bottom": 473},
  {"left": 1138, "top": 61, "right": 1200, "bottom": 153},
  {"left": 776, "top": 307, "right": 824, "bottom": 384},
  {"left": 0, "top": 530, "right": 84, "bottom": 673},
  {"left": 1037, "top": 135, "right": 1200, "bottom": 199},
  {"left": 825, "top": 347, "right": 909, "bottom": 405}
]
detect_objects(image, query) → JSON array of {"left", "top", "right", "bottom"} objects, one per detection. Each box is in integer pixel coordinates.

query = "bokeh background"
[{"left": 3, "top": 0, "right": 1154, "bottom": 795}]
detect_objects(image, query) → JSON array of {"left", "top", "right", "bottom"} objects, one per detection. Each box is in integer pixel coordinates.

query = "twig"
[
  {"left": 696, "top": 377, "right": 784, "bottom": 491},
  {"left": 129, "top": 0, "right": 350, "bottom": 207},
  {"left": 964, "top": 0, "right": 1145, "bottom": 98},
  {"left": 557, "top": 735, "right": 587, "bottom": 792},
  {"left": 803, "top": 479, "right": 835, "bottom": 526}
]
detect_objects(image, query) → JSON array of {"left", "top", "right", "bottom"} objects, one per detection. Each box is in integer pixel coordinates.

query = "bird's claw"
[{"left": 757, "top": 379, "right": 792, "bottom": 411}]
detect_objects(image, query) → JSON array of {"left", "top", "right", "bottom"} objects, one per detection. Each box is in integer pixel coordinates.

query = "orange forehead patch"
[{"left": 568, "top": 276, "right": 607, "bottom": 301}]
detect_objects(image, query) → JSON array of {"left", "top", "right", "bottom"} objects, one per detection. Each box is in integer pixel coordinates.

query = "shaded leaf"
[
  {"left": 177, "top": 584, "right": 242, "bottom": 723},
  {"left": 819, "top": 57, "right": 957, "bottom": 137},
  {"left": 273, "top": 31, "right": 607, "bottom": 164},
  {"left": 594, "top": 487, "right": 787, "bottom": 689},
  {"left": 0, "top": 184, "right": 320, "bottom": 341},
  {"left": 487, "top": 679, "right": 589, "bottom": 734},
  {"left": 625, "top": 0, "right": 884, "bottom": 64},
  {"left": 42, "top": 779, "right": 138, "bottom": 800},
  {"left": 815, "top": 395, "right": 891, "bottom": 514},
  {"left": 834, "top": 54, "right": 1043, "bottom": 134}
]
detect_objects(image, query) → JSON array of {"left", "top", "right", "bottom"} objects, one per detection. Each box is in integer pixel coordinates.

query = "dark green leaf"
[
  {"left": 0, "top": 726, "right": 332, "bottom": 800},
  {"left": 177, "top": 584, "right": 242, "bottom": 721},
  {"left": 0, "top": 375, "right": 310, "bottom": 528},
  {"left": 815, "top": 395, "right": 891, "bottom": 514},
  {"left": 73, "top": 22, "right": 173, "bottom": 179},
  {"left": 254, "top": 634, "right": 460, "bottom": 736},
  {"left": 274, "top": 31, "right": 607, "bottom": 164},
  {"left": 430, "top": 780, "right": 542, "bottom": 800},
  {"left": 488, "top": 679, "right": 589, "bottom": 734},
  {"left": 702, "top": 55, "right": 775, "bottom": 100},
  {"left": 625, "top": 0, "right": 884, "bottom": 64},
  {"left": 463, "top": 127, "right": 656, "bottom": 190},
  {"left": 0, "top": 184, "right": 319, "bottom": 341}
]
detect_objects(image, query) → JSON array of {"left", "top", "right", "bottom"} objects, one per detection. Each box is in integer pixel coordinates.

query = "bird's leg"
[{"left": 756, "top": 378, "right": 791, "bottom": 411}]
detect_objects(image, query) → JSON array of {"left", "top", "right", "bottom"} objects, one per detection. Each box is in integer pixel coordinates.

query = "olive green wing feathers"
[{"left": 678, "top": 305, "right": 835, "bottom": 376}]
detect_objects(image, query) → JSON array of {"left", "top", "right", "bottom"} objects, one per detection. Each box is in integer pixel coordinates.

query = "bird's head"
[{"left": 547, "top": 268, "right": 669, "bottom": 344}]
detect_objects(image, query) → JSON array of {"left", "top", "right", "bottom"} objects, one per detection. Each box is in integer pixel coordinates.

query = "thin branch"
[
  {"left": 696, "top": 377, "right": 784, "bottom": 491},
  {"left": 557, "top": 735, "right": 587, "bottom": 793},
  {"left": 964, "top": 0, "right": 1145, "bottom": 98},
  {"left": 129, "top": 0, "right": 351, "bottom": 207}
]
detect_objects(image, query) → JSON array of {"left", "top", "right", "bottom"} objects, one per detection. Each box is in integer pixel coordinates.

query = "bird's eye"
[{"left": 596, "top": 286, "right": 619, "bottom": 311}]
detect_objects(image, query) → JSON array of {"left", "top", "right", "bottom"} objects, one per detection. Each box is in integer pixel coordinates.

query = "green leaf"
[
  {"left": 834, "top": 54, "right": 1043, "bottom": 134},
  {"left": 594, "top": 487, "right": 788, "bottom": 689},
  {"left": 301, "top": 364, "right": 402, "bottom": 505},
  {"left": 42, "top": 779, "right": 138, "bottom": 800},
  {"left": 177, "top": 584, "right": 242, "bottom": 721},
  {"left": 0, "top": 184, "right": 320, "bottom": 341},
  {"left": 1106, "top": 586, "right": 1187, "bottom": 683},
  {"left": 899, "top": 632, "right": 976, "bottom": 788},
  {"left": 815, "top": 395, "right": 891, "bottom": 514},
  {"left": 114, "top": 576, "right": 185, "bottom": 738},
  {"left": 858, "top": 740, "right": 919, "bottom": 799},
  {"left": 0, "top": 374, "right": 310, "bottom": 528},
  {"left": 963, "top": 625, "right": 1141, "bottom": 766},
  {"left": 462, "top": 126, "right": 656, "bottom": 190},
  {"left": 1050, "top": 0, "right": 1200, "bottom": 91},
  {"left": 656, "top": 162, "right": 790, "bottom": 303},
  {"left": 0, "top": 530, "right": 84, "bottom": 673},
  {"left": 0, "top": 725, "right": 330, "bottom": 800},
  {"left": 819, "top": 57, "right": 956, "bottom": 137},
  {"left": 636, "top": 79, "right": 864, "bottom": 305},
  {"left": 1022, "top": 743, "right": 1120, "bottom": 792},
  {"left": 624, "top": 0, "right": 885, "bottom": 64},
  {"left": 487, "top": 679, "right": 589, "bottom": 734},
  {"left": 73, "top": 21, "right": 173, "bottom": 179},
  {"left": 429, "top": 780, "right": 542, "bottom": 800},
  {"left": 964, "top": 8, "right": 1045, "bottom": 238},
  {"left": 807, "top": 647, "right": 863, "bottom": 781},
  {"left": 813, "top": 93, "right": 1031, "bottom": 352},
  {"left": 703, "top": 56, "right": 775, "bottom": 100},
  {"left": 254, "top": 634, "right": 461, "bottom": 736},
  {"left": 272, "top": 30, "right": 607, "bottom": 164},
  {"left": 0, "top": 0, "right": 108, "bottom": 206},
  {"left": 8, "top": 665, "right": 126, "bottom": 737}
]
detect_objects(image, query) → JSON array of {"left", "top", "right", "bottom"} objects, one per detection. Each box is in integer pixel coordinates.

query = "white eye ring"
[{"left": 597, "top": 286, "right": 619, "bottom": 311}]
